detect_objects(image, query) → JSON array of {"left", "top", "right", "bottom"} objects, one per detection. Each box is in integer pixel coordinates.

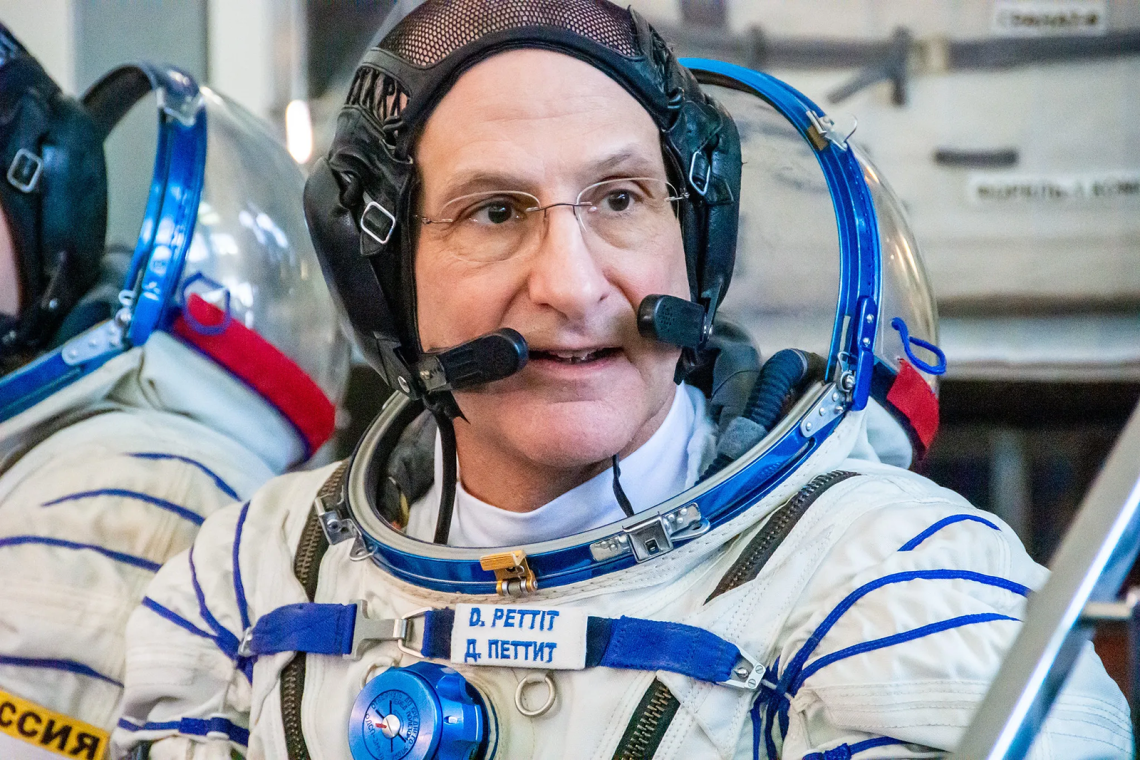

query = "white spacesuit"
[
  {"left": 113, "top": 405, "right": 1130, "bottom": 760},
  {"left": 0, "top": 43, "right": 348, "bottom": 758},
  {"left": 112, "top": 1, "right": 1131, "bottom": 758}
]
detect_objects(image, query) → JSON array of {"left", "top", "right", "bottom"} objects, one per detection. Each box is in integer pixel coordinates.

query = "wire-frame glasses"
[{"left": 417, "top": 177, "right": 687, "bottom": 261}]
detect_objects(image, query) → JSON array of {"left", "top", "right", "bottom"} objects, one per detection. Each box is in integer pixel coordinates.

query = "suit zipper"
[
  {"left": 611, "top": 679, "right": 681, "bottom": 760},
  {"left": 707, "top": 470, "right": 859, "bottom": 602},
  {"left": 280, "top": 463, "right": 344, "bottom": 760}
]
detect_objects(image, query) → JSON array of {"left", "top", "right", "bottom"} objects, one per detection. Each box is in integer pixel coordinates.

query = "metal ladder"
[{"left": 952, "top": 402, "right": 1140, "bottom": 759}]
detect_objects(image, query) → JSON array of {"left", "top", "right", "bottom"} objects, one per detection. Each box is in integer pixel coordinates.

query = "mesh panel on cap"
[{"left": 380, "top": 0, "right": 640, "bottom": 67}]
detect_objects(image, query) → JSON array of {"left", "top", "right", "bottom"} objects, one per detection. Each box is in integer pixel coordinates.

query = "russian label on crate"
[
  {"left": 451, "top": 604, "right": 589, "bottom": 670},
  {"left": 991, "top": 0, "right": 1107, "bottom": 36},
  {"left": 0, "top": 688, "right": 108, "bottom": 760},
  {"left": 969, "top": 172, "right": 1140, "bottom": 203}
]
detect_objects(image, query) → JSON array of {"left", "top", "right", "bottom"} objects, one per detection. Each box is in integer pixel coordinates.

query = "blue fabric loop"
[
  {"left": 421, "top": 608, "right": 455, "bottom": 660},
  {"left": 179, "top": 272, "right": 233, "bottom": 336},
  {"left": 599, "top": 616, "right": 739, "bottom": 683},
  {"left": 249, "top": 602, "right": 356, "bottom": 657},
  {"left": 890, "top": 317, "right": 947, "bottom": 375}
]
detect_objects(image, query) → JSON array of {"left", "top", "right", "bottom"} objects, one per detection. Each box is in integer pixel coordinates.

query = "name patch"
[
  {"left": 0, "top": 688, "right": 107, "bottom": 760},
  {"left": 451, "top": 604, "right": 588, "bottom": 670}
]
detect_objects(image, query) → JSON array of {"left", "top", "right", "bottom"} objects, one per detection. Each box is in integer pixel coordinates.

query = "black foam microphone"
[
  {"left": 637, "top": 294, "right": 709, "bottom": 349},
  {"left": 416, "top": 328, "right": 529, "bottom": 393}
]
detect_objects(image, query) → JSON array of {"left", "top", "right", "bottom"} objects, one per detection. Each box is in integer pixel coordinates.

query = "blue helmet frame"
[
  {"left": 341, "top": 61, "right": 885, "bottom": 595},
  {"left": 0, "top": 64, "right": 208, "bottom": 422}
]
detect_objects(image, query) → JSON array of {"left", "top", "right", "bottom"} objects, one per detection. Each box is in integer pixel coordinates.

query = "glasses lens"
[
  {"left": 429, "top": 191, "right": 538, "bottom": 261},
  {"left": 576, "top": 178, "right": 680, "bottom": 249}
]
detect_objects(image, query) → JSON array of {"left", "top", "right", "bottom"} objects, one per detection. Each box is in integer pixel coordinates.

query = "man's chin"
[{"left": 465, "top": 395, "right": 645, "bottom": 470}]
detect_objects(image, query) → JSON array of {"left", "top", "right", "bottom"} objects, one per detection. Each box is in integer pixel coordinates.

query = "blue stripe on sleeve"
[
  {"left": 0, "top": 655, "right": 122, "bottom": 687},
  {"left": 898, "top": 514, "right": 1001, "bottom": 552},
  {"left": 802, "top": 736, "right": 907, "bottom": 759},
  {"left": 127, "top": 452, "right": 241, "bottom": 500},
  {"left": 117, "top": 716, "right": 249, "bottom": 746},
  {"left": 141, "top": 597, "right": 216, "bottom": 641},
  {"left": 188, "top": 544, "right": 242, "bottom": 659},
  {"left": 782, "top": 568, "right": 1030, "bottom": 694},
  {"left": 794, "top": 612, "right": 1019, "bottom": 691},
  {"left": 760, "top": 569, "right": 1033, "bottom": 754},
  {"left": 233, "top": 501, "right": 252, "bottom": 632},
  {"left": 41, "top": 488, "right": 204, "bottom": 525},
  {"left": 0, "top": 535, "right": 160, "bottom": 571}
]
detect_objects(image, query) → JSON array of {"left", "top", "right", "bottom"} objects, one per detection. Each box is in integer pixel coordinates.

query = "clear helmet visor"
[
  {"left": 106, "top": 84, "right": 351, "bottom": 404},
  {"left": 180, "top": 87, "right": 350, "bottom": 401},
  {"left": 693, "top": 76, "right": 942, "bottom": 460},
  {"left": 857, "top": 148, "right": 943, "bottom": 393},
  {"left": 699, "top": 85, "right": 940, "bottom": 395},
  {"left": 702, "top": 82, "right": 842, "bottom": 368}
]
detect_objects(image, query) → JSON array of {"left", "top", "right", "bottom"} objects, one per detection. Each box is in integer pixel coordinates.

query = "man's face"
[
  {"left": 0, "top": 209, "right": 19, "bottom": 316},
  {"left": 415, "top": 49, "right": 689, "bottom": 472}
]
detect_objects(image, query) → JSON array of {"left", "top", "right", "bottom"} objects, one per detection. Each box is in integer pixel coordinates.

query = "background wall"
[{"left": 1, "top": 0, "right": 1137, "bottom": 699}]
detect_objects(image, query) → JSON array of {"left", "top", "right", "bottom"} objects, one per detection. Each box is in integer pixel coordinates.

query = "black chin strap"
[
  {"left": 612, "top": 453, "right": 635, "bottom": 517},
  {"left": 432, "top": 412, "right": 458, "bottom": 544}
]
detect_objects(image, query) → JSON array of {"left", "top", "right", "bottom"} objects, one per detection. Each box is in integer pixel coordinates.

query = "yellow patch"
[{"left": 0, "top": 688, "right": 107, "bottom": 760}]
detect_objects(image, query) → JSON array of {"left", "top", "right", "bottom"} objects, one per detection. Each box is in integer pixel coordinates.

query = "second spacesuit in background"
[{"left": 0, "top": 25, "right": 349, "bottom": 756}]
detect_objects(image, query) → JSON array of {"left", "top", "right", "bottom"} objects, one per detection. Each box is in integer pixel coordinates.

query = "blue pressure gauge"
[{"left": 349, "top": 662, "right": 490, "bottom": 760}]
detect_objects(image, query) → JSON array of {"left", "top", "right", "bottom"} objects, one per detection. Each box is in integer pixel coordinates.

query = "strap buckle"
[
  {"left": 687, "top": 151, "right": 711, "bottom": 197},
  {"left": 360, "top": 200, "right": 397, "bottom": 246},
  {"left": 721, "top": 648, "right": 772, "bottom": 691},
  {"left": 350, "top": 601, "right": 431, "bottom": 659},
  {"left": 7, "top": 148, "right": 42, "bottom": 193}
]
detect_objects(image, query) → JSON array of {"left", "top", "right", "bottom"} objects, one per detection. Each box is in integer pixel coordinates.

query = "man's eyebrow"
[
  {"left": 436, "top": 171, "right": 534, "bottom": 201},
  {"left": 433, "top": 147, "right": 666, "bottom": 202},
  {"left": 584, "top": 148, "right": 664, "bottom": 179}
]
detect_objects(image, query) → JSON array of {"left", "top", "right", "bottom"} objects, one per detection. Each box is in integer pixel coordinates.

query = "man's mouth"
[{"left": 529, "top": 347, "right": 621, "bottom": 365}]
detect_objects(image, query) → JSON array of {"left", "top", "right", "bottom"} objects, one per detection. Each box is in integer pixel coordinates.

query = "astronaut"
[
  {"left": 0, "top": 24, "right": 348, "bottom": 757},
  {"left": 114, "top": 1, "right": 1130, "bottom": 759}
]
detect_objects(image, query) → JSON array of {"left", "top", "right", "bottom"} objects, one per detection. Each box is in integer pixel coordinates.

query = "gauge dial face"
[{"left": 361, "top": 690, "right": 421, "bottom": 760}]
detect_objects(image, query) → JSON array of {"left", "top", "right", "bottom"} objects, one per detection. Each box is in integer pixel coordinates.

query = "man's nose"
[{"left": 525, "top": 205, "right": 609, "bottom": 321}]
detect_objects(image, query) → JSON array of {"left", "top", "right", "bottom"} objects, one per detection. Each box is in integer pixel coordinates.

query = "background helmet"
[
  {"left": 0, "top": 23, "right": 107, "bottom": 365},
  {"left": 161, "top": 86, "right": 352, "bottom": 457},
  {"left": 0, "top": 62, "right": 350, "bottom": 461},
  {"left": 303, "top": 0, "right": 742, "bottom": 406}
]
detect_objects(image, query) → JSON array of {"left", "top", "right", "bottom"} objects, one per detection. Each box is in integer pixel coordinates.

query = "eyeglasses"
[{"left": 416, "top": 177, "right": 687, "bottom": 261}]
